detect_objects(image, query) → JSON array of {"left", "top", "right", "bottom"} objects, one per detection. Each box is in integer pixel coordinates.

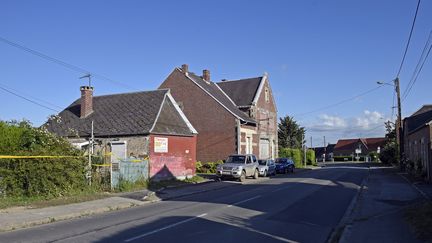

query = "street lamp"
[{"left": 377, "top": 78, "right": 403, "bottom": 169}]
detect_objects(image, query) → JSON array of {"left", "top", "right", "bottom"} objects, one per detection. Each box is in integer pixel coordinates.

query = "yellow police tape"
[
  {"left": 92, "top": 164, "right": 111, "bottom": 167},
  {"left": 0, "top": 155, "right": 149, "bottom": 162},
  {"left": 0, "top": 155, "right": 84, "bottom": 159}
]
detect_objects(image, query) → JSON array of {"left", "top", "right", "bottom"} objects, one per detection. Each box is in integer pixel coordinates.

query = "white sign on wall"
[{"left": 154, "top": 137, "right": 168, "bottom": 153}]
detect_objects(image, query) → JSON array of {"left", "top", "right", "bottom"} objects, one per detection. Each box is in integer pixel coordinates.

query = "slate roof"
[
  {"left": 405, "top": 109, "right": 432, "bottom": 134},
  {"left": 45, "top": 89, "right": 195, "bottom": 137},
  {"left": 216, "top": 77, "right": 262, "bottom": 107},
  {"left": 185, "top": 71, "right": 256, "bottom": 124}
]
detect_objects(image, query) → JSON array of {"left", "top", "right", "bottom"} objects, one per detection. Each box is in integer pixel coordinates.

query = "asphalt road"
[{"left": 0, "top": 163, "right": 370, "bottom": 243}]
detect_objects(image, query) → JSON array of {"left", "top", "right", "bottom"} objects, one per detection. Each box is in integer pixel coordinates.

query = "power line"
[
  {"left": 0, "top": 84, "right": 60, "bottom": 113},
  {"left": 396, "top": 0, "right": 422, "bottom": 78},
  {"left": 0, "top": 82, "right": 63, "bottom": 110},
  {"left": 401, "top": 31, "right": 432, "bottom": 102},
  {"left": 0, "top": 36, "right": 137, "bottom": 91},
  {"left": 294, "top": 85, "right": 384, "bottom": 117}
]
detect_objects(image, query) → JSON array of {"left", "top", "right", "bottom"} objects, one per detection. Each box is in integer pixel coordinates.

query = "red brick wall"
[
  {"left": 159, "top": 69, "right": 237, "bottom": 162},
  {"left": 149, "top": 134, "right": 197, "bottom": 180},
  {"left": 255, "top": 78, "right": 277, "bottom": 135},
  {"left": 254, "top": 78, "right": 278, "bottom": 158}
]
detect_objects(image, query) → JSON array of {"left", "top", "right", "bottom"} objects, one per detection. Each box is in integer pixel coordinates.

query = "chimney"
[
  {"left": 203, "top": 69, "right": 210, "bottom": 82},
  {"left": 80, "top": 86, "right": 94, "bottom": 118},
  {"left": 181, "top": 64, "right": 189, "bottom": 74}
]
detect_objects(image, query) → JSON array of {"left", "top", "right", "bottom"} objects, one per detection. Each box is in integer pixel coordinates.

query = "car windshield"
[
  {"left": 258, "top": 160, "right": 267, "bottom": 165},
  {"left": 226, "top": 156, "right": 246, "bottom": 163},
  {"left": 275, "top": 158, "right": 286, "bottom": 164}
]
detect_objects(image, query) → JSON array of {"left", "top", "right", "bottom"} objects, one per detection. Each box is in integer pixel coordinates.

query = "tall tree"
[
  {"left": 379, "top": 121, "right": 398, "bottom": 164},
  {"left": 278, "top": 115, "right": 305, "bottom": 149}
]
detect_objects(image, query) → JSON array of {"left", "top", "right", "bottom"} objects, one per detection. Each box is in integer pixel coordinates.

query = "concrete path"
[{"left": 340, "top": 167, "right": 427, "bottom": 243}]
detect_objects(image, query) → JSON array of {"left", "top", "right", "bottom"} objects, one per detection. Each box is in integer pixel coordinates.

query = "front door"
[{"left": 260, "top": 139, "right": 270, "bottom": 159}]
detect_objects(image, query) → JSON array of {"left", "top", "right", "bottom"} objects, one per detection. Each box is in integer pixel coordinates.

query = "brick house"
[
  {"left": 403, "top": 105, "right": 432, "bottom": 181},
  {"left": 45, "top": 86, "right": 198, "bottom": 180},
  {"left": 159, "top": 64, "right": 278, "bottom": 162},
  {"left": 333, "top": 137, "right": 386, "bottom": 157}
]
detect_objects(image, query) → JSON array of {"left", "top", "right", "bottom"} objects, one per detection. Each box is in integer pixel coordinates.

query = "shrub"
[
  {"left": 333, "top": 156, "right": 353, "bottom": 161},
  {"left": 306, "top": 149, "right": 316, "bottom": 165},
  {"left": 0, "top": 120, "right": 87, "bottom": 198},
  {"left": 279, "top": 148, "right": 303, "bottom": 168},
  {"left": 195, "top": 160, "right": 223, "bottom": 174},
  {"left": 368, "top": 151, "right": 379, "bottom": 162},
  {"left": 379, "top": 141, "right": 398, "bottom": 165}
]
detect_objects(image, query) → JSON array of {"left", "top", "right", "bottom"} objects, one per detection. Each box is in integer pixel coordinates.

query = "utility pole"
[
  {"left": 303, "top": 133, "right": 306, "bottom": 167},
  {"left": 394, "top": 78, "right": 404, "bottom": 169},
  {"left": 87, "top": 120, "right": 94, "bottom": 185},
  {"left": 323, "top": 136, "right": 326, "bottom": 162},
  {"left": 310, "top": 136, "right": 313, "bottom": 148}
]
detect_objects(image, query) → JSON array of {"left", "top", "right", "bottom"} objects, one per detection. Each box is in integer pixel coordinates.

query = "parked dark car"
[{"left": 275, "top": 158, "right": 295, "bottom": 174}]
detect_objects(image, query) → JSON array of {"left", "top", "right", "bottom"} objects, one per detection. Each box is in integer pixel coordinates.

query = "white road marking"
[
  {"left": 227, "top": 195, "right": 262, "bottom": 207},
  {"left": 124, "top": 213, "right": 207, "bottom": 242}
]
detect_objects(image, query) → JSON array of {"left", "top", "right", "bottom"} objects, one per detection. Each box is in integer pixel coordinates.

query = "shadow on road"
[{"left": 92, "top": 164, "right": 372, "bottom": 243}]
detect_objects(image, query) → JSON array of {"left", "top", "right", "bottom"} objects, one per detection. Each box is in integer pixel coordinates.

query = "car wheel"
[
  {"left": 253, "top": 169, "right": 259, "bottom": 179},
  {"left": 239, "top": 170, "right": 246, "bottom": 182},
  {"left": 263, "top": 170, "right": 267, "bottom": 177},
  {"left": 290, "top": 166, "right": 294, "bottom": 173}
]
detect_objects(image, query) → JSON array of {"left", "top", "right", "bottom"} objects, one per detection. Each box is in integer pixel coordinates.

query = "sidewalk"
[{"left": 340, "top": 167, "right": 429, "bottom": 243}]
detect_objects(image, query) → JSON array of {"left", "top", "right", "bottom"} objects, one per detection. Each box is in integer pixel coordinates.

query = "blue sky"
[{"left": 1, "top": 0, "right": 431, "bottom": 145}]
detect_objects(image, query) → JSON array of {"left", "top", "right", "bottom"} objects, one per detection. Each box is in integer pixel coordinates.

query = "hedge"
[
  {"left": 306, "top": 149, "right": 316, "bottom": 165},
  {"left": 0, "top": 120, "right": 87, "bottom": 197},
  {"left": 279, "top": 148, "right": 303, "bottom": 168}
]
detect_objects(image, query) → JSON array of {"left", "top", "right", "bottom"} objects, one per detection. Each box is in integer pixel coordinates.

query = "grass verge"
[
  {"left": 0, "top": 190, "right": 109, "bottom": 210},
  {"left": 405, "top": 202, "right": 432, "bottom": 242}
]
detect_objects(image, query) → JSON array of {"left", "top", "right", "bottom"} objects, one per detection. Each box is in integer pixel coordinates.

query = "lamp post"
[{"left": 377, "top": 79, "right": 403, "bottom": 168}]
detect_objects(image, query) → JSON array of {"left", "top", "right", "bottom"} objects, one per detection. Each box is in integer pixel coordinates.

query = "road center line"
[
  {"left": 124, "top": 213, "right": 207, "bottom": 242},
  {"left": 227, "top": 195, "right": 261, "bottom": 208}
]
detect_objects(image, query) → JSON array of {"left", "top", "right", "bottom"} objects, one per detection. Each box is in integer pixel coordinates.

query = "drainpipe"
[{"left": 236, "top": 119, "right": 241, "bottom": 154}]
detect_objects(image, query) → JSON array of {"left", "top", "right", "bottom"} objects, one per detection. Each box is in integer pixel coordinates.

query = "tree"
[
  {"left": 379, "top": 121, "right": 398, "bottom": 164},
  {"left": 278, "top": 116, "right": 305, "bottom": 149}
]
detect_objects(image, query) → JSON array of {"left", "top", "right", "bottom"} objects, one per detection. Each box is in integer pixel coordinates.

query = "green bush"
[
  {"left": 379, "top": 141, "right": 398, "bottom": 165},
  {"left": 279, "top": 148, "right": 303, "bottom": 168},
  {"left": 195, "top": 160, "right": 223, "bottom": 174},
  {"left": 333, "top": 156, "right": 353, "bottom": 161},
  {"left": 306, "top": 149, "right": 316, "bottom": 165},
  {"left": 0, "top": 120, "right": 87, "bottom": 198}
]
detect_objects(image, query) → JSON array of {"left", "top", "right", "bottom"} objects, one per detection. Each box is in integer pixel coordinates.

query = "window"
[
  {"left": 265, "top": 88, "right": 269, "bottom": 103},
  {"left": 246, "top": 136, "right": 252, "bottom": 154}
]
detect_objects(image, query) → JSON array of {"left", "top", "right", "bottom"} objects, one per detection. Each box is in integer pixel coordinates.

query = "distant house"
[
  {"left": 403, "top": 105, "right": 432, "bottom": 181},
  {"left": 313, "top": 144, "right": 335, "bottom": 161},
  {"left": 333, "top": 137, "right": 386, "bottom": 158},
  {"left": 45, "top": 86, "right": 198, "bottom": 180},
  {"left": 159, "top": 64, "right": 278, "bottom": 162}
]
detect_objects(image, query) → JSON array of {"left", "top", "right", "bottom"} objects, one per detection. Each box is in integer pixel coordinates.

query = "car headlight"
[
  {"left": 216, "top": 165, "right": 222, "bottom": 170},
  {"left": 232, "top": 166, "right": 241, "bottom": 171}
]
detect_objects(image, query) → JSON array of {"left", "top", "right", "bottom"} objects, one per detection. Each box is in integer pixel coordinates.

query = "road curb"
[{"left": 327, "top": 167, "right": 370, "bottom": 243}]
